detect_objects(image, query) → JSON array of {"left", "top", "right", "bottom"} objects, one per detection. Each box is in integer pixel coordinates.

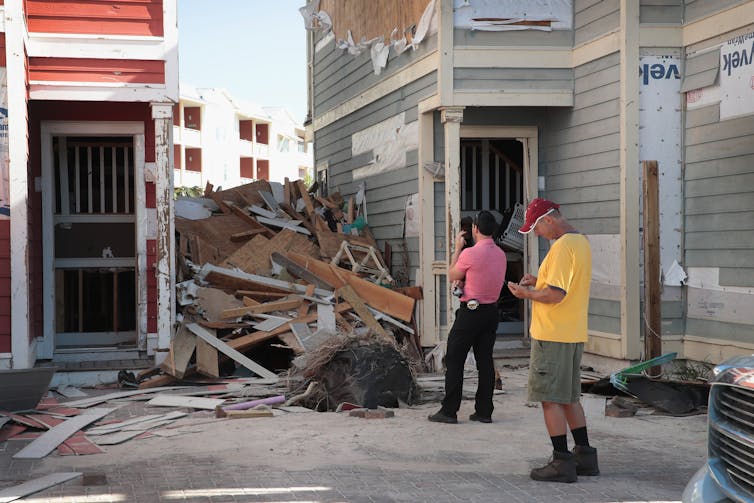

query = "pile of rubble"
[{"left": 138, "top": 178, "right": 423, "bottom": 410}]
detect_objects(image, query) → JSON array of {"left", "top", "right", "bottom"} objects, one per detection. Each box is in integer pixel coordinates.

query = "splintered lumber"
[
  {"left": 0, "top": 473, "right": 82, "bottom": 503},
  {"left": 227, "top": 302, "right": 353, "bottom": 353},
  {"left": 13, "top": 408, "right": 115, "bottom": 459},
  {"left": 199, "top": 263, "right": 332, "bottom": 298},
  {"left": 61, "top": 387, "right": 187, "bottom": 408},
  {"left": 227, "top": 203, "right": 275, "bottom": 238},
  {"left": 186, "top": 323, "right": 278, "bottom": 380},
  {"left": 223, "top": 234, "right": 271, "bottom": 274},
  {"left": 223, "top": 395, "right": 285, "bottom": 411},
  {"left": 162, "top": 324, "right": 196, "bottom": 379},
  {"left": 146, "top": 395, "right": 225, "bottom": 410},
  {"left": 336, "top": 285, "right": 390, "bottom": 339},
  {"left": 270, "top": 252, "right": 334, "bottom": 290},
  {"left": 221, "top": 296, "right": 303, "bottom": 319},
  {"left": 295, "top": 180, "right": 315, "bottom": 216},
  {"left": 230, "top": 228, "right": 267, "bottom": 242},
  {"left": 176, "top": 213, "right": 259, "bottom": 264},
  {"left": 276, "top": 331, "right": 306, "bottom": 353},
  {"left": 316, "top": 231, "right": 380, "bottom": 260},
  {"left": 286, "top": 252, "right": 415, "bottom": 322},
  {"left": 196, "top": 287, "right": 245, "bottom": 322},
  {"left": 196, "top": 338, "right": 220, "bottom": 378},
  {"left": 222, "top": 409, "right": 274, "bottom": 419},
  {"left": 257, "top": 216, "right": 311, "bottom": 235}
]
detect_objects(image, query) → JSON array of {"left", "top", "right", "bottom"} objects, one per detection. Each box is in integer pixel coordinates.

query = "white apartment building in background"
[{"left": 173, "top": 84, "right": 312, "bottom": 190}]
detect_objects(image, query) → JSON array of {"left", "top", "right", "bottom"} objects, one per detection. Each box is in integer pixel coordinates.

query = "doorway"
[
  {"left": 40, "top": 122, "right": 146, "bottom": 358},
  {"left": 459, "top": 137, "right": 526, "bottom": 336}
]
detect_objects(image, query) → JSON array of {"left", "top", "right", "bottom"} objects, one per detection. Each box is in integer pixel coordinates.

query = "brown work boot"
[
  {"left": 573, "top": 445, "right": 600, "bottom": 476},
  {"left": 530, "top": 450, "right": 578, "bottom": 483}
]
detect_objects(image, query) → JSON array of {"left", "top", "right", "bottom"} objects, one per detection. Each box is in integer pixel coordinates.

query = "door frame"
[{"left": 38, "top": 121, "right": 147, "bottom": 359}]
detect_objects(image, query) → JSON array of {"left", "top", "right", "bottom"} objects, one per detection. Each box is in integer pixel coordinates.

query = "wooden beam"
[
  {"left": 186, "top": 323, "right": 278, "bottom": 380},
  {"left": 195, "top": 338, "right": 219, "bottom": 378},
  {"left": 270, "top": 251, "right": 334, "bottom": 290},
  {"left": 221, "top": 297, "right": 304, "bottom": 319},
  {"left": 286, "top": 252, "right": 415, "bottom": 322},
  {"left": 161, "top": 324, "right": 196, "bottom": 379},
  {"left": 336, "top": 285, "right": 390, "bottom": 340}
]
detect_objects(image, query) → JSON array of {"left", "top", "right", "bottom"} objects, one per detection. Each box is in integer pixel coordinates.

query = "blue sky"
[{"left": 177, "top": 0, "right": 308, "bottom": 122}]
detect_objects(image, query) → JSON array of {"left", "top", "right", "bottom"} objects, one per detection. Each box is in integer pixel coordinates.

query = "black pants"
[{"left": 441, "top": 303, "right": 498, "bottom": 418}]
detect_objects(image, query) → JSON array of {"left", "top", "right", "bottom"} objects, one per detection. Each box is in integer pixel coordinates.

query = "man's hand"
[
  {"left": 507, "top": 281, "right": 528, "bottom": 299},
  {"left": 519, "top": 273, "right": 537, "bottom": 287},
  {"left": 454, "top": 230, "right": 467, "bottom": 251}
]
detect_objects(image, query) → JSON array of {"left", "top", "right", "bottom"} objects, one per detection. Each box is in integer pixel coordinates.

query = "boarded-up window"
[
  {"left": 240, "top": 158, "right": 254, "bottom": 179},
  {"left": 184, "top": 107, "right": 201, "bottom": 131},
  {"left": 185, "top": 148, "right": 201, "bottom": 172},
  {"left": 257, "top": 159, "right": 269, "bottom": 180},
  {"left": 239, "top": 120, "right": 253, "bottom": 141},
  {"left": 320, "top": 0, "right": 431, "bottom": 43},
  {"left": 256, "top": 123, "right": 269, "bottom": 145}
]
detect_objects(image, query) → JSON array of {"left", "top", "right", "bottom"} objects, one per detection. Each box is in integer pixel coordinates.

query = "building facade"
[
  {"left": 173, "top": 86, "right": 312, "bottom": 191},
  {"left": 306, "top": 0, "right": 754, "bottom": 364},
  {"left": 0, "top": 0, "right": 178, "bottom": 371}
]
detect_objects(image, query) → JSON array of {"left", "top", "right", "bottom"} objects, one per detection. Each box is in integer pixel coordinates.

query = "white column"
[
  {"left": 418, "top": 110, "right": 437, "bottom": 347},
  {"left": 619, "top": 0, "right": 641, "bottom": 359},
  {"left": 151, "top": 103, "right": 176, "bottom": 356},
  {"left": 6, "top": 1, "right": 33, "bottom": 368},
  {"left": 441, "top": 106, "right": 464, "bottom": 332}
]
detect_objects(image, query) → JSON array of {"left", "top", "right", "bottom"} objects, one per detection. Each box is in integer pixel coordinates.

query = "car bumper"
[{"left": 682, "top": 465, "right": 734, "bottom": 503}]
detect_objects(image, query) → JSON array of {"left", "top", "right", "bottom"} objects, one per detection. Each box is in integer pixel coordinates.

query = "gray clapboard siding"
[
  {"left": 686, "top": 231, "right": 754, "bottom": 249},
  {"left": 684, "top": 0, "right": 749, "bottom": 23},
  {"left": 686, "top": 193, "right": 754, "bottom": 214},
  {"left": 681, "top": 49, "right": 719, "bottom": 92},
  {"left": 686, "top": 173, "right": 754, "bottom": 198},
  {"left": 453, "top": 67, "right": 573, "bottom": 92},
  {"left": 589, "top": 314, "right": 621, "bottom": 333},
  {"left": 453, "top": 28, "right": 574, "bottom": 48},
  {"left": 546, "top": 167, "right": 620, "bottom": 191},
  {"left": 685, "top": 153, "right": 754, "bottom": 180},
  {"left": 640, "top": 0, "right": 683, "bottom": 24},
  {"left": 575, "top": 0, "right": 620, "bottom": 46},
  {"left": 685, "top": 104, "right": 720, "bottom": 128},
  {"left": 720, "top": 268, "right": 754, "bottom": 287},
  {"left": 313, "top": 35, "right": 437, "bottom": 117},
  {"left": 686, "top": 317, "right": 754, "bottom": 344},
  {"left": 686, "top": 250, "right": 752, "bottom": 268},
  {"left": 686, "top": 211, "right": 754, "bottom": 232}
]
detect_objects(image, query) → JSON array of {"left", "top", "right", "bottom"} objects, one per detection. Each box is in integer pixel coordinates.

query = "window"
[
  {"left": 297, "top": 141, "right": 306, "bottom": 153},
  {"left": 278, "top": 135, "right": 290, "bottom": 152}
]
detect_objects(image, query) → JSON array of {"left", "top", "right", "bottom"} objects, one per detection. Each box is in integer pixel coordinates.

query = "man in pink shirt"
[{"left": 429, "top": 210, "right": 507, "bottom": 424}]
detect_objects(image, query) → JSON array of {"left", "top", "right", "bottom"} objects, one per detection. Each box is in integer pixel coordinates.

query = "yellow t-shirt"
[{"left": 530, "top": 233, "right": 592, "bottom": 343}]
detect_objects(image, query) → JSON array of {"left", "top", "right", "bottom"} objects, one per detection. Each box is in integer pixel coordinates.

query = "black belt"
[{"left": 461, "top": 300, "right": 496, "bottom": 311}]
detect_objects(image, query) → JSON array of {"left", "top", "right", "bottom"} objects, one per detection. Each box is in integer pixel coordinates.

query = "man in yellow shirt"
[{"left": 508, "top": 198, "right": 598, "bottom": 483}]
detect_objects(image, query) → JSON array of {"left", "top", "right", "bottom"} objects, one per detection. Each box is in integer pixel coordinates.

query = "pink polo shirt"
[{"left": 455, "top": 238, "right": 507, "bottom": 304}]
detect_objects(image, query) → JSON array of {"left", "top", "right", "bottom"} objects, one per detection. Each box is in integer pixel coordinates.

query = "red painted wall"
[
  {"left": 27, "top": 101, "right": 157, "bottom": 343},
  {"left": 240, "top": 157, "right": 254, "bottom": 179},
  {"left": 26, "top": 0, "right": 164, "bottom": 37},
  {"left": 0, "top": 34, "right": 6, "bottom": 67},
  {"left": 0, "top": 221, "right": 9, "bottom": 353},
  {"left": 29, "top": 58, "right": 165, "bottom": 84},
  {"left": 257, "top": 159, "right": 269, "bottom": 181}
]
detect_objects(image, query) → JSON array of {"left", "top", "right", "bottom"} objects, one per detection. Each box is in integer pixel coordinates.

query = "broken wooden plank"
[
  {"left": 256, "top": 216, "right": 312, "bottom": 235},
  {"left": 221, "top": 296, "right": 303, "bottom": 319},
  {"left": 0, "top": 473, "right": 81, "bottom": 503},
  {"left": 186, "top": 324, "right": 278, "bottom": 380},
  {"left": 277, "top": 331, "right": 305, "bottom": 354},
  {"left": 229, "top": 228, "right": 267, "bottom": 242},
  {"left": 270, "top": 252, "right": 334, "bottom": 290},
  {"left": 223, "top": 409, "right": 274, "bottom": 419},
  {"left": 196, "top": 338, "right": 220, "bottom": 378},
  {"left": 13, "top": 408, "right": 114, "bottom": 459},
  {"left": 227, "top": 302, "right": 353, "bottom": 353},
  {"left": 146, "top": 395, "right": 225, "bottom": 410},
  {"left": 61, "top": 387, "right": 187, "bottom": 408},
  {"left": 162, "top": 323, "right": 196, "bottom": 379},
  {"left": 199, "top": 263, "right": 332, "bottom": 298},
  {"left": 286, "top": 252, "right": 415, "bottom": 322},
  {"left": 336, "top": 285, "right": 390, "bottom": 339},
  {"left": 251, "top": 315, "right": 291, "bottom": 332}
]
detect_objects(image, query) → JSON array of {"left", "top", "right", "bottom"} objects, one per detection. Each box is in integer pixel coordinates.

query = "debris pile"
[{"left": 140, "top": 178, "right": 423, "bottom": 410}]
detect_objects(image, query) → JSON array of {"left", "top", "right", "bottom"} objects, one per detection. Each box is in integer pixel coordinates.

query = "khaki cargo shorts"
[{"left": 527, "top": 339, "right": 584, "bottom": 404}]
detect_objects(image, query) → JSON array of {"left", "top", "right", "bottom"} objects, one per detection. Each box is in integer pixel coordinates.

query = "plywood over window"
[{"left": 319, "top": 0, "right": 431, "bottom": 43}]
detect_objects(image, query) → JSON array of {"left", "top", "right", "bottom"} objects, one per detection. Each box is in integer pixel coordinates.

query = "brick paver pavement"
[{"left": 0, "top": 369, "right": 707, "bottom": 502}]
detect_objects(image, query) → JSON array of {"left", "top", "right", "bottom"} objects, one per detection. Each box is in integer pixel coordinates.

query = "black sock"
[
  {"left": 550, "top": 434, "right": 568, "bottom": 453},
  {"left": 571, "top": 426, "right": 590, "bottom": 447}
]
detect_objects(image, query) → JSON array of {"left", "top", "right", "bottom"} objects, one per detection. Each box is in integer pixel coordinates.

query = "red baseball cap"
[{"left": 519, "top": 198, "right": 560, "bottom": 234}]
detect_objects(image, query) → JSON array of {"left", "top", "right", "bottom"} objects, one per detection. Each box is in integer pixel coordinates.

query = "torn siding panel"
[
  {"left": 313, "top": 34, "right": 437, "bottom": 117},
  {"left": 687, "top": 287, "right": 754, "bottom": 325},
  {"left": 351, "top": 113, "right": 419, "bottom": 180},
  {"left": 453, "top": 27, "right": 573, "bottom": 47}
]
